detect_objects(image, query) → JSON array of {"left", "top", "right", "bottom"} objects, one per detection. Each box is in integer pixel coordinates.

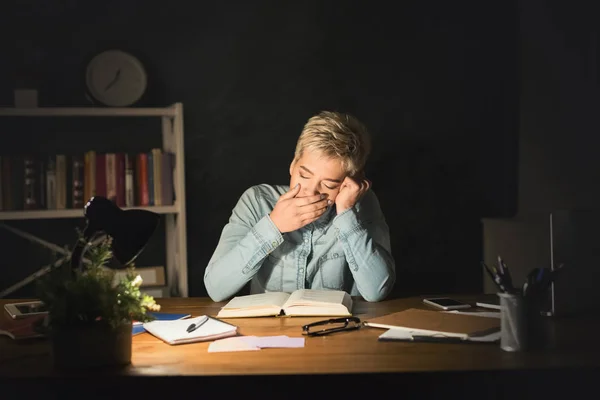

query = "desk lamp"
[{"left": 70, "top": 196, "right": 160, "bottom": 271}]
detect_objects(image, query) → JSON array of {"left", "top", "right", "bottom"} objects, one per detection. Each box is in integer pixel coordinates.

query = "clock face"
[{"left": 85, "top": 50, "right": 148, "bottom": 107}]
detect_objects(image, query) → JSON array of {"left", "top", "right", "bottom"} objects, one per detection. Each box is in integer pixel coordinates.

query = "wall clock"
[{"left": 85, "top": 50, "right": 148, "bottom": 107}]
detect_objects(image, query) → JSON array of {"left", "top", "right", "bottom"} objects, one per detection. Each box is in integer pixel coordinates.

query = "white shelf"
[
  {"left": 0, "top": 105, "right": 177, "bottom": 117},
  {"left": 0, "top": 205, "right": 180, "bottom": 220},
  {"left": 0, "top": 103, "right": 188, "bottom": 297}
]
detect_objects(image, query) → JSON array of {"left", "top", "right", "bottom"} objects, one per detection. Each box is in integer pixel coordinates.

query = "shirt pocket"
[
  {"left": 317, "top": 252, "right": 349, "bottom": 290},
  {"left": 257, "top": 240, "right": 296, "bottom": 292}
]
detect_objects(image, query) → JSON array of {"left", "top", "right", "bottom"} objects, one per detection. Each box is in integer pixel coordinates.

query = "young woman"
[{"left": 204, "top": 111, "right": 396, "bottom": 302}]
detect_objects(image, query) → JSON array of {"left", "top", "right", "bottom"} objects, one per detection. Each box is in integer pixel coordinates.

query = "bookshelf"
[{"left": 0, "top": 103, "right": 188, "bottom": 298}]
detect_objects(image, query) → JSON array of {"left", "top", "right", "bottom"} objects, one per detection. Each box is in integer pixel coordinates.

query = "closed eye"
[{"left": 299, "top": 172, "right": 338, "bottom": 190}]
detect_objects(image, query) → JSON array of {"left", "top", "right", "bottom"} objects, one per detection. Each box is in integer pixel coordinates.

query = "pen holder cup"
[{"left": 498, "top": 293, "right": 529, "bottom": 352}]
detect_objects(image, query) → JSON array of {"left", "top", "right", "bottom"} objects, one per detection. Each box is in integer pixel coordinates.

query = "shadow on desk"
[{"left": 1, "top": 369, "right": 598, "bottom": 400}]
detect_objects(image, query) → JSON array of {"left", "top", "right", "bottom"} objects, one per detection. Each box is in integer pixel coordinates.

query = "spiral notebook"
[{"left": 143, "top": 315, "right": 238, "bottom": 345}]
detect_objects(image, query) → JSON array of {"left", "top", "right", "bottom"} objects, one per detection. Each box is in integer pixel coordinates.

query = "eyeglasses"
[{"left": 302, "top": 317, "right": 362, "bottom": 337}]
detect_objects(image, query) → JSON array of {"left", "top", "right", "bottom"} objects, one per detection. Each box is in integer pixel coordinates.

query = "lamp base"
[{"left": 51, "top": 322, "right": 132, "bottom": 369}]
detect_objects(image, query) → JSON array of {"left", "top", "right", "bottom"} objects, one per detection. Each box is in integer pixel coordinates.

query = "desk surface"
[{"left": 1, "top": 295, "right": 599, "bottom": 397}]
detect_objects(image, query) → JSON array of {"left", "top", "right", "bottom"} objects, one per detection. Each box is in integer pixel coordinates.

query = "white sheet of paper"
[
  {"left": 378, "top": 329, "right": 414, "bottom": 340},
  {"left": 443, "top": 310, "right": 501, "bottom": 318},
  {"left": 240, "top": 335, "right": 305, "bottom": 348},
  {"left": 467, "top": 330, "right": 501, "bottom": 342},
  {"left": 207, "top": 336, "right": 260, "bottom": 353},
  {"left": 207, "top": 335, "right": 305, "bottom": 352}
]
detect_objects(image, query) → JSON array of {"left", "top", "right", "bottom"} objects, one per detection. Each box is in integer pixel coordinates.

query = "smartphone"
[
  {"left": 4, "top": 301, "right": 48, "bottom": 319},
  {"left": 422, "top": 297, "right": 471, "bottom": 311}
]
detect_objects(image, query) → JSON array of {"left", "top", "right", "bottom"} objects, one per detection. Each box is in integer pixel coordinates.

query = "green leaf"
[{"left": 36, "top": 229, "right": 160, "bottom": 331}]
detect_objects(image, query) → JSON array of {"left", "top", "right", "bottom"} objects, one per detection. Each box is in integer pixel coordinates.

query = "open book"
[{"left": 216, "top": 289, "right": 353, "bottom": 318}]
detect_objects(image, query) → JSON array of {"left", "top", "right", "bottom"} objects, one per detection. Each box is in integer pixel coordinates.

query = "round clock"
[{"left": 85, "top": 50, "right": 148, "bottom": 107}]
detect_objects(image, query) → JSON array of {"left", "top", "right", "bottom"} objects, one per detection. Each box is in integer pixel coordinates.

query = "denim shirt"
[{"left": 204, "top": 184, "right": 396, "bottom": 302}]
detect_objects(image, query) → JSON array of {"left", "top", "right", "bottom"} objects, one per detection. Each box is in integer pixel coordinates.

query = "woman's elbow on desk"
[
  {"left": 358, "top": 274, "right": 396, "bottom": 302},
  {"left": 204, "top": 282, "right": 231, "bottom": 303},
  {"left": 360, "top": 290, "right": 390, "bottom": 303},
  {"left": 203, "top": 271, "right": 233, "bottom": 303},
  {"left": 358, "top": 285, "right": 392, "bottom": 302}
]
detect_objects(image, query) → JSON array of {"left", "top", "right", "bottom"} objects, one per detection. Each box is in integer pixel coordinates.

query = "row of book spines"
[
  {"left": 0, "top": 151, "right": 174, "bottom": 211},
  {"left": 0, "top": 155, "right": 43, "bottom": 211},
  {"left": 83, "top": 149, "right": 174, "bottom": 208}
]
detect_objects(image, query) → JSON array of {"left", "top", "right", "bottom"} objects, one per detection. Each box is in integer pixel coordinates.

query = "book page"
[
  {"left": 283, "top": 289, "right": 346, "bottom": 307},
  {"left": 221, "top": 292, "right": 290, "bottom": 310}
]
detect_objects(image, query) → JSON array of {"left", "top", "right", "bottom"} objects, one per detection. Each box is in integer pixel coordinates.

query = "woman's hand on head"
[
  {"left": 269, "top": 184, "right": 332, "bottom": 233},
  {"left": 334, "top": 176, "right": 371, "bottom": 214}
]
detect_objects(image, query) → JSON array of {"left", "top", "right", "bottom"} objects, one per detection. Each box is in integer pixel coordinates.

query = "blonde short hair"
[{"left": 294, "top": 111, "right": 371, "bottom": 177}]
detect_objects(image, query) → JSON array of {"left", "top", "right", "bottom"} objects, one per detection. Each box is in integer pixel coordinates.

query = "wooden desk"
[{"left": 1, "top": 295, "right": 599, "bottom": 399}]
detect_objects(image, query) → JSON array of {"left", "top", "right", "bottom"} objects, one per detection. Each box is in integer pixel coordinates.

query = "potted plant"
[{"left": 36, "top": 231, "right": 161, "bottom": 369}]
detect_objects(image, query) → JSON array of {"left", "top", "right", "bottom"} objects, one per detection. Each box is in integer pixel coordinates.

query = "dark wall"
[
  {"left": 0, "top": 1, "right": 518, "bottom": 298},
  {"left": 518, "top": 0, "right": 600, "bottom": 214}
]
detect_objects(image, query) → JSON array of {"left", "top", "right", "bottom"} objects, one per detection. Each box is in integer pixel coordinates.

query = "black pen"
[
  {"left": 481, "top": 262, "right": 507, "bottom": 292},
  {"left": 497, "top": 255, "right": 514, "bottom": 292},
  {"left": 186, "top": 316, "right": 209, "bottom": 333}
]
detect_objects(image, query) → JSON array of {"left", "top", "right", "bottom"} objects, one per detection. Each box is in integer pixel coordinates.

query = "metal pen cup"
[{"left": 498, "top": 292, "right": 528, "bottom": 352}]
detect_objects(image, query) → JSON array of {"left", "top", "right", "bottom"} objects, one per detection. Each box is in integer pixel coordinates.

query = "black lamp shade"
[{"left": 80, "top": 196, "right": 160, "bottom": 267}]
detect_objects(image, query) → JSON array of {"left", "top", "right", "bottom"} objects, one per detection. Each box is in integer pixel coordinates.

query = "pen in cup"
[
  {"left": 481, "top": 261, "right": 507, "bottom": 293},
  {"left": 497, "top": 256, "right": 514, "bottom": 293},
  {"left": 187, "top": 315, "right": 209, "bottom": 333}
]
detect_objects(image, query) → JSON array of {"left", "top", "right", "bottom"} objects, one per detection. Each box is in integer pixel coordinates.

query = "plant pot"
[{"left": 51, "top": 321, "right": 132, "bottom": 369}]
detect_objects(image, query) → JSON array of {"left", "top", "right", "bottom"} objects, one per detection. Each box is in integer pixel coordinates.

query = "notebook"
[
  {"left": 363, "top": 308, "right": 500, "bottom": 339},
  {"left": 132, "top": 312, "right": 191, "bottom": 336},
  {"left": 143, "top": 315, "right": 238, "bottom": 345}
]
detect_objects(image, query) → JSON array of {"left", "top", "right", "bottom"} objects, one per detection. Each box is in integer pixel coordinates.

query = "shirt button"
[
  {"left": 272, "top": 241, "right": 277, "bottom": 247},
  {"left": 333, "top": 253, "right": 338, "bottom": 258}
]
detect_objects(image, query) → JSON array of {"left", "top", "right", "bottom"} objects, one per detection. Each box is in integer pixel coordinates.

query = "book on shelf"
[
  {"left": 0, "top": 150, "right": 175, "bottom": 212},
  {"left": 216, "top": 289, "right": 353, "bottom": 318}
]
